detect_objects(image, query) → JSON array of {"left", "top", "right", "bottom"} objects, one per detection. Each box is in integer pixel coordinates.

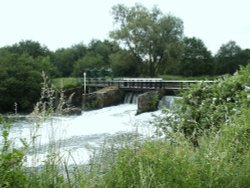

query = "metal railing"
[{"left": 84, "top": 78, "right": 214, "bottom": 91}]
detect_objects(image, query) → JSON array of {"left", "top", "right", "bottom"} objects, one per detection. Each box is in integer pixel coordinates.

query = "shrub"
[
  {"left": 155, "top": 64, "right": 250, "bottom": 146},
  {"left": 0, "top": 118, "right": 28, "bottom": 187}
]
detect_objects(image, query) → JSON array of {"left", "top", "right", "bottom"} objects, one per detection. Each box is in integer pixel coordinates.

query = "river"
[{"left": 1, "top": 104, "right": 162, "bottom": 167}]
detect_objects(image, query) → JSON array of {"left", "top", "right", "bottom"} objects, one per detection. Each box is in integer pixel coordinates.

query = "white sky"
[{"left": 0, "top": 0, "right": 249, "bottom": 54}]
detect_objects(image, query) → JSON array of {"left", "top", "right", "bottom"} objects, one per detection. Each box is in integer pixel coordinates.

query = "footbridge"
[{"left": 84, "top": 78, "right": 213, "bottom": 92}]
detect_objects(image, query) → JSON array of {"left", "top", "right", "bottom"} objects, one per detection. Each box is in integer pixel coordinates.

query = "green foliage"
[
  {"left": 110, "top": 4, "right": 184, "bottom": 77},
  {"left": 72, "top": 52, "right": 104, "bottom": 77},
  {"left": 178, "top": 37, "right": 213, "bottom": 76},
  {"left": 51, "top": 40, "right": 121, "bottom": 78},
  {"left": 0, "top": 118, "right": 28, "bottom": 187},
  {"left": 5, "top": 40, "right": 50, "bottom": 58},
  {"left": 109, "top": 50, "right": 140, "bottom": 77},
  {"left": 0, "top": 40, "right": 58, "bottom": 113},
  {"left": 148, "top": 92, "right": 159, "bottom": 110},
  {"left": 0, "top": 51, "right": 44, "bottom": 112},
  {"left": 51, "top": 45, "right": 87, "bottom": 77},
  {"left": 52, "top": 77, "right": 81, "bottom": 89},
  {"left": 155, "top": 64, "right": 250, "bottom": 146},
  {"left": 214, "top": 41, "right": 250, "bottom": 75},
  {"left": 88, "top": 39, "right": 120, "bottom": 65}
]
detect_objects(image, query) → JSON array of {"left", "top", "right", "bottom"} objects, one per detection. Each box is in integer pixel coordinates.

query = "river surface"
[{"left": 0, "top": 104, "right": 161, "bottom": 167}]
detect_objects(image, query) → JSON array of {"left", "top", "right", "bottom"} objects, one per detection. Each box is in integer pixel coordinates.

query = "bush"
[
  {"left": 155, "top": 64, "right": 250, "bottom": 146},
  {"left": 0, "top": 118, "right": 28, "bottom": 187}
]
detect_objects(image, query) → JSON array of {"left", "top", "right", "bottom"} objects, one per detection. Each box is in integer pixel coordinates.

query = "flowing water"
[
  {"left": 0, "top": 96, "right": 179, "bottom": 167},
  {"left": 1, "top": 104, "right": 161, "bottom": 167}
]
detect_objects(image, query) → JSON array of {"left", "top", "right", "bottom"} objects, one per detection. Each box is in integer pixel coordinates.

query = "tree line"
[{"left": 0, "top": 4, "right": 250, "bottom": 113}]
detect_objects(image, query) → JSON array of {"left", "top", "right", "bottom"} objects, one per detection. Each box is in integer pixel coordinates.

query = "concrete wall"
[{"left": 82, "top": 86, "right": 125, "bottom": 110}]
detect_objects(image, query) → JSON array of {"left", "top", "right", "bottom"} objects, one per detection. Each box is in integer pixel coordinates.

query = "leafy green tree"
[
  {"left": 51, "top": 43, "right": 87, "bottom": 77},
  {"left": 72, "top": 40, "right": 123, "bottom": 77},
  {"left": 110, "top": 4, "right": 184, "bottom": 77},
  {"left": 35, "top": 56, "right": 57, "bottom": 77},
  {"left": 88, "top": 39, "right": 120, "bottom": 65},
  {"left": 238, "top": 48, "right": 250, "bottom": 67},
  {"left": 72, "top": 52, "right": 104, "bottom": 77},
  {"left": 0, "top": 50, "right": 43, "bottom": 112},
  {"left": 109, "top": 50, "right": 139, "bottom": 77},
  {"left": 214, "top": 41, "right": 242, "bottom": 75},
  {"left": 179, "top": 37, "right": 213, "bottom": 76},
  {"left": 6, "top": 40, "right": 50, "bottom": 58},
  {"left": 3, "top": 40, "right": 56, "bottom": 77}
]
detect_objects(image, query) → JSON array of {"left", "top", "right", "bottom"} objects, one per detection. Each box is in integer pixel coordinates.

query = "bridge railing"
[{"left": 85, "top": 78, "right": 214, "bottom": 91}]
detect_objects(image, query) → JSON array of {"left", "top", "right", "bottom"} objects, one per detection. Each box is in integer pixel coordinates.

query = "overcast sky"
[{"left": 0, "top": 0, "right": 249, "bottom": 54}]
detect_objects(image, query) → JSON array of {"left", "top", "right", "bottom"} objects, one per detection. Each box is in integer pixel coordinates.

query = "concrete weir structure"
[{"left": 65, "top": 78, "right": 213, "bottom": 114}]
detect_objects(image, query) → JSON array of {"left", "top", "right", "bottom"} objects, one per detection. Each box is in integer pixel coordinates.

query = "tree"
[
  {"left": 88, "top": 39, "right": 120, "bottom": 65},
  {"left": 214, "top": 41, "right": 242, "bottom": 74},
  {"left": 110, "top": 4, "right": 184, "bottom": 77},
  {"left": 110, "top": 50, "right": 139, "bottom": 77},
  {"left": 51, "top": 43, "right": 87, "bottom": 77},
  {"left": 3, "top": 40, "right": 56, "bottom": 77},
  {"left": 179, "top": 37, "right": 213, "bottom": 76},
  {"left": 0, "top": 49, "right": 43, "bottom": 112},
  {"left": 237, "top": 48, "right": 250, "bottom": 67},
  {"left": 6, "top": 40, "right": 50, "bottom": 58},
  {"left": 72, "top": 52, "right": 104, "bottom": 77}
]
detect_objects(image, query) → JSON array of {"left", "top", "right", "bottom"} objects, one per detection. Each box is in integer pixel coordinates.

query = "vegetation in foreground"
[{"left": 0, "top": 65, "right": 250, "bottom": 187}]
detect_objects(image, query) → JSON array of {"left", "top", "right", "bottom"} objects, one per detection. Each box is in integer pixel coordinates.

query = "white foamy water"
[{"left": 1, "top": 104, "right": 161, "bottom": 167}]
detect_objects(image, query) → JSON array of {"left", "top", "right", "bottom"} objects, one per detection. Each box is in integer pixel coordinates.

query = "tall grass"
[{"left": 92, "top": 108, "right": 250, "bottom": 188}]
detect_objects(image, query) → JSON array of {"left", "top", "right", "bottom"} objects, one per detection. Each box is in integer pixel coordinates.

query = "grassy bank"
[
  {"left": 52, "top": 77, "right": 82, "bottom": 89},
  {"left": 159, "top": 74, "right": 218, "bottom": 80}
]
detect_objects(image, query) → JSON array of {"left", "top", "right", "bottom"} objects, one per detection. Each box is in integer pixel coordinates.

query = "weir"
[
  {"left": 68, "top": 78, "right": 214, "bottom": 114},
  {"left": 124, "top": 93, "right": 138, "bottom": 104}
]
